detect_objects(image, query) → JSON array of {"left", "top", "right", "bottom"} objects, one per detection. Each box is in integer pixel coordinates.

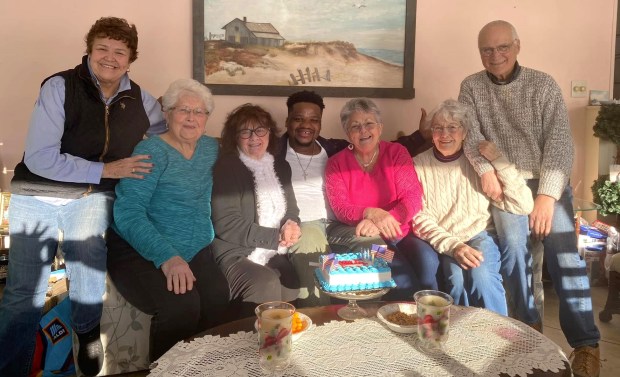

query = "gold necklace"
[
  {"left": 355, "top": 147, "right": 378, "bottom": 168},
  {"left": 293, "top": 143, "right": 316, "bottom": 181}
]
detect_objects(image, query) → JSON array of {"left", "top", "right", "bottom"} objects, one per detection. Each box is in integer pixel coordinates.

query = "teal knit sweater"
[{"left": 112, "top": 135, "right": 218, "bottom": 267}]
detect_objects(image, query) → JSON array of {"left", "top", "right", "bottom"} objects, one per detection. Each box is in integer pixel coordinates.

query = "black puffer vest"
[{"left": 11, "top": 55, "right": 150, "bottom": 199}]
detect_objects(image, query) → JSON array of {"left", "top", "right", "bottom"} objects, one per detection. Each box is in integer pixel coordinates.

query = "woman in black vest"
[{"left": 0, "top": 17, "right": 165, "bottom": 377}]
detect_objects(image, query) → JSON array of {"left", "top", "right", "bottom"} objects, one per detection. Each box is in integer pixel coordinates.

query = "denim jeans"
[
  {"left": 441, "top": 230, "right": 507, "bottom": 316},
  {"left": 491, "top": 205, "right": 540, "bottom": 324},
  {"left": 495, "top": 181, "right": 600, "bottom": 347},
  {"left": 0, "top": 193, "right": 113, "bottom": 376},
  {"left": 529, "top": 181, "right": 599, "bottom": 347}
]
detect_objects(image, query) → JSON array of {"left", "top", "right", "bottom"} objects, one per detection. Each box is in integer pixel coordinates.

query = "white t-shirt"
[{"left": 285, "top": 140, "right": 333, "bottom": 222}]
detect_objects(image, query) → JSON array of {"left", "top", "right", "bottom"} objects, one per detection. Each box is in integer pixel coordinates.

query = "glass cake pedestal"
[{"left": 315, "top": 277, "right": 390, "bottom": 320}]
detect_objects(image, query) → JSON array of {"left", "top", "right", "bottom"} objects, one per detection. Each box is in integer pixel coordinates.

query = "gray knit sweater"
[{"left": 459, "top": 67, "right": 573, "bottom": 200}]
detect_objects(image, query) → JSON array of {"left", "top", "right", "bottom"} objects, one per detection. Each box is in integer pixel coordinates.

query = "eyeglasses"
[
  {"left": 479, "top": 41, "right": 516, "bottom": 57},
  {"left": 348, "top": 121, "right": 379, "bottom": 134},
  {"left": 172, "top": 107, "right": 209, "bottom": 117},
  {"left": 238, "top": 127, "right": 270, "bottom": 139},
  {"left": 431, "top": 125, "right": 462, "bottom": 134}
]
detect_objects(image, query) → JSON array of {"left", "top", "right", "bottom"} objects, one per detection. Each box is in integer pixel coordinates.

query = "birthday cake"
[{"left": 314, "top": 246, "right": 396, "bottom": 292}]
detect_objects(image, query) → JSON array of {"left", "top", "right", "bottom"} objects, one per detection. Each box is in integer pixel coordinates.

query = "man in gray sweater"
[{"left": 460, "top": 20, "right": 601, "bottom": 377}]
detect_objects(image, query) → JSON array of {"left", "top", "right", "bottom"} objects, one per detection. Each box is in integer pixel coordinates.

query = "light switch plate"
[{"left": 572, "top": 80, "right": 587, "bottom": 98}]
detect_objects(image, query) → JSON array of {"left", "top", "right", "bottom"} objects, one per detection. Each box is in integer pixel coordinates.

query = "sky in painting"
[{"left": 203, "top": 0, "right": 408, "bottom": 51}]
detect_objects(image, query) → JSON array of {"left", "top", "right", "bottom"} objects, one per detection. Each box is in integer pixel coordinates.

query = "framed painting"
[{"left": 193, "top": 0, "right": 416, "bottom": 98}]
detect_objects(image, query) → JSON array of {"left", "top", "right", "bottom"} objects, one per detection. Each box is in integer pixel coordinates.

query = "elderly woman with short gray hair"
[
  {"left": 107, "top": 78, "right": 229, "bottom": 361},
  {"left": 412, "top": 99, "right": 533, "bottom": 315},
  {"left": 325, "top": 98, "right": 436, "bottom": 301}
]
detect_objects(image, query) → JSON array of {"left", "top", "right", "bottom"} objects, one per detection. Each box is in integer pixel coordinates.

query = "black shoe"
[{"left": 76, "top": 325, "right": 103, "bottom": 376}]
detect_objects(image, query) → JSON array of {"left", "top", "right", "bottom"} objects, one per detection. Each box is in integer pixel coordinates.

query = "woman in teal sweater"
[{"left": 107, "top": 79, "right": 229, "bottom": 361}]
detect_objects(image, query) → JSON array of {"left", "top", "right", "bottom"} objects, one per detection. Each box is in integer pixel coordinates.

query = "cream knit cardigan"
[{"left": 412, "top": 150, "right": 533, "bottom": 257}]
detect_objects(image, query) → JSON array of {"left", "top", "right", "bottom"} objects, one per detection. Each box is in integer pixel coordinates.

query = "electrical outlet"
[{"left": 571, "top": 80, "right": 587, "bottom": 98}]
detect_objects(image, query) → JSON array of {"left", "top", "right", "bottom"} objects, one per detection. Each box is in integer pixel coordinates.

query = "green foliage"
[
  {"left": 593, "top": 104, "right": 620, "bottom": 145},
  {"left": 592, "top": 175, "right": 620, "bottom": 215}
]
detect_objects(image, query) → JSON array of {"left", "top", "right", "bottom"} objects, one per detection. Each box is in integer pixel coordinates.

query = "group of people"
[{"left": 0, "top": 16, "right": 602, "bottom": 377}]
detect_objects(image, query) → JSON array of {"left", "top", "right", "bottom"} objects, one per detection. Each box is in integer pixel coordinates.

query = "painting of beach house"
[
  {"left": 193, "top": 0, "right": 415, "bottom": 98},
  {"left": 222, "top": 17, "right": 285, "bottom": 47}
]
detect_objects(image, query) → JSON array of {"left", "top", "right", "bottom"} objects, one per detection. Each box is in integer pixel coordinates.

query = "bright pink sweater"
[{"left": 325, "top": 141, "right": 423, "bottom": 235}]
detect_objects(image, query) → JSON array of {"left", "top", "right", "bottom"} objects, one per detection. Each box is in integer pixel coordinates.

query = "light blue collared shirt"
[{"left": 23, "top": 57, "right": 166, "bottom": 187}]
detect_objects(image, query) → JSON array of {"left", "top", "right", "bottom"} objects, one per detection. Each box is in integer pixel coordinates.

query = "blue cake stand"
[{"left": 315, "top": 276, "right": 390, "bottom": 320}]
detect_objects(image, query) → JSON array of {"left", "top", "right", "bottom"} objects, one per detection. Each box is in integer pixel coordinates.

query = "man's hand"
[
  {"left": 478, "top": 141, "right": 501, "bottom": 162},
  {"left": 529, "top": 194, "right": 556, "bottom": 240},
  {"left": 481, "top": 171, "right": 504, "bottom": 202},
  {"left": 452, "top": 244, "right": 484, "bottom": 270},
  {"left": 161, "top": 256, "right": 196, "bottom": 294},
  {"left": 279, "top": 219, "right": 301, "bottom": 247},
  {"left": 419, "top": 108, "right": 431, "bottom": 141}
]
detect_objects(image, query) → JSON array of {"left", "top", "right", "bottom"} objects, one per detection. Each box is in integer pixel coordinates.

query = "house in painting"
[{"left": 222, "top": 17, "right": 285, "bottom": 47}]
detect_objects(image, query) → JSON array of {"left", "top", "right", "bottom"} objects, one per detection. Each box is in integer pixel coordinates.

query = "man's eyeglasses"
[
  {"left": 348, "top": 121, "right": 379, "bottom": 134},
  {"left": 172, "top": 107, "right": 209, "bottom": 117},
  {"left": 431, "top": 125, "right": 462, "bottom": 134},
  {"left": 479, "top": 41, "right": 516, "bottom": 57},
  {"left": 238, "top": 127, "right": 270, "bottom": 139}
]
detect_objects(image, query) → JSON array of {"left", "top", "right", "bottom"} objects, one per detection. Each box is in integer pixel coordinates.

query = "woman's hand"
[
  {"left": 364, "top": 208, "right": 403, "bottom": 240},
  {"left": 452, "top": 244, "right": 484, "bottom": 270},
  {"left": 102, "top": 154, "right": 153, "bottom": 179},
  {"left": 478, "top": 141, "right": 501, "bottom": 162},
  {"left": 161, "top": 256, "right": 196, "bottom": 294},
  {"left": 355, "top": 219, "right": 381, "bottom": 237},
  {"left": 279, "top": 219, "right": 301, "bottom": 247}
]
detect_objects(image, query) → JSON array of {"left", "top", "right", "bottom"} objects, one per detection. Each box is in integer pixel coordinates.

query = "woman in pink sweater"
[{"left": 325, "top": 98, "right": 439, "bottom": 300}]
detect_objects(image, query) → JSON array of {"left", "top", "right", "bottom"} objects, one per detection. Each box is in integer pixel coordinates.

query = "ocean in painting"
[{"left": 357, "top": 48, "right": 404, "bottom": 66}]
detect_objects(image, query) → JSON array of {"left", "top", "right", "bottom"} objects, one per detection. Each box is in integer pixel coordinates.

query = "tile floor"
[{"left": 541, "top": 282, "right": 619, "bottom": 377}]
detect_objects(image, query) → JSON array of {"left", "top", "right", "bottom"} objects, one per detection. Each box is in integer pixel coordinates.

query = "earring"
[{"left": 347, "top": 144, "right": 354, "bottom": 150}]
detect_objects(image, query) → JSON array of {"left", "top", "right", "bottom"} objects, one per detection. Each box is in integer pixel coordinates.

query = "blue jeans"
[
  {"left": 495, "top": 181, "right": 600, "bottom": 347},
  {"left": 0, "top": 193, "right": 113, "bottom": 376},
  {"left": 441, "top": 230, "right": 507, "bottom": 316},
  {"left": 491, "top": 205, "right": 540, "bottom": 324},
  {"left": 531, "top": 181, "right": 599, "bottom": 347}
]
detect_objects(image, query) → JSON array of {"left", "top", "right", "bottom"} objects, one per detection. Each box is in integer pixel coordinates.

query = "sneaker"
[
  {"left": 76, "top": 325, "right": 103, "bottom": 376},
  {"left": 570, "top": 344, "right": 601, "bottom": 377}
]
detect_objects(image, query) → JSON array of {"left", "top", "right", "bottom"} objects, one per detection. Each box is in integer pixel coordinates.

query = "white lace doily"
[{"left": 149, "top": 306, "right": 568, "bottom": 377}]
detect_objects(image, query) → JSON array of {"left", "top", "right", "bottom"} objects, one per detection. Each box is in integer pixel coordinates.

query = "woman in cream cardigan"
[{"left": 412, "top": 99, "right": 533, "bottom": 315}]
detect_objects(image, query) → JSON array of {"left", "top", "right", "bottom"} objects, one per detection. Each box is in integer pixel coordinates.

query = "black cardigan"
[{"left": 210, "top": 153, "right": 300, "bottom": 270}]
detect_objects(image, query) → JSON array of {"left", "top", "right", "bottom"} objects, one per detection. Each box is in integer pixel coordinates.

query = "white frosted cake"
[{"left": 314, "top": 250, "right": 396, "bottom": 292}]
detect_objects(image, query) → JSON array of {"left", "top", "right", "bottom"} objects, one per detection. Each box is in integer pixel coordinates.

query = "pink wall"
[{"left": 0, "top": 0, "right": 616, "bottom": 197}]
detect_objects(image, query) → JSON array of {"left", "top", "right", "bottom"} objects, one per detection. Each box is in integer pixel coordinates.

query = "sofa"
[{"left": 73, "top": 274, "right": 151, "bottom": 376}]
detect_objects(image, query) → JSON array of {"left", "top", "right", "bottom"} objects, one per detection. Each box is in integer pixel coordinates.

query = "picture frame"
[
  {"left": 192, "top": 0, "right": 416, "bottom": 98},
  {"left": 589, "top": 90, "right": 610, "bottom": 105}
]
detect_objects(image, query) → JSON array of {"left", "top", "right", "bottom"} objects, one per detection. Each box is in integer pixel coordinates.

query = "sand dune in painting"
[{"left": 204, "top": 40, "right": 404, "bottom": 87}]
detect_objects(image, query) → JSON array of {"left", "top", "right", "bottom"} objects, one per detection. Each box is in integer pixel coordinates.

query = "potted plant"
[
  {"left": 592, "top": 175, "right": 620, "bottom": 216},
  {"left": 593, "top": 104, "right": 620, "bottom": 178},
  {"left": 592, "top": 104, "right": 620, "bottom": 221}
]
